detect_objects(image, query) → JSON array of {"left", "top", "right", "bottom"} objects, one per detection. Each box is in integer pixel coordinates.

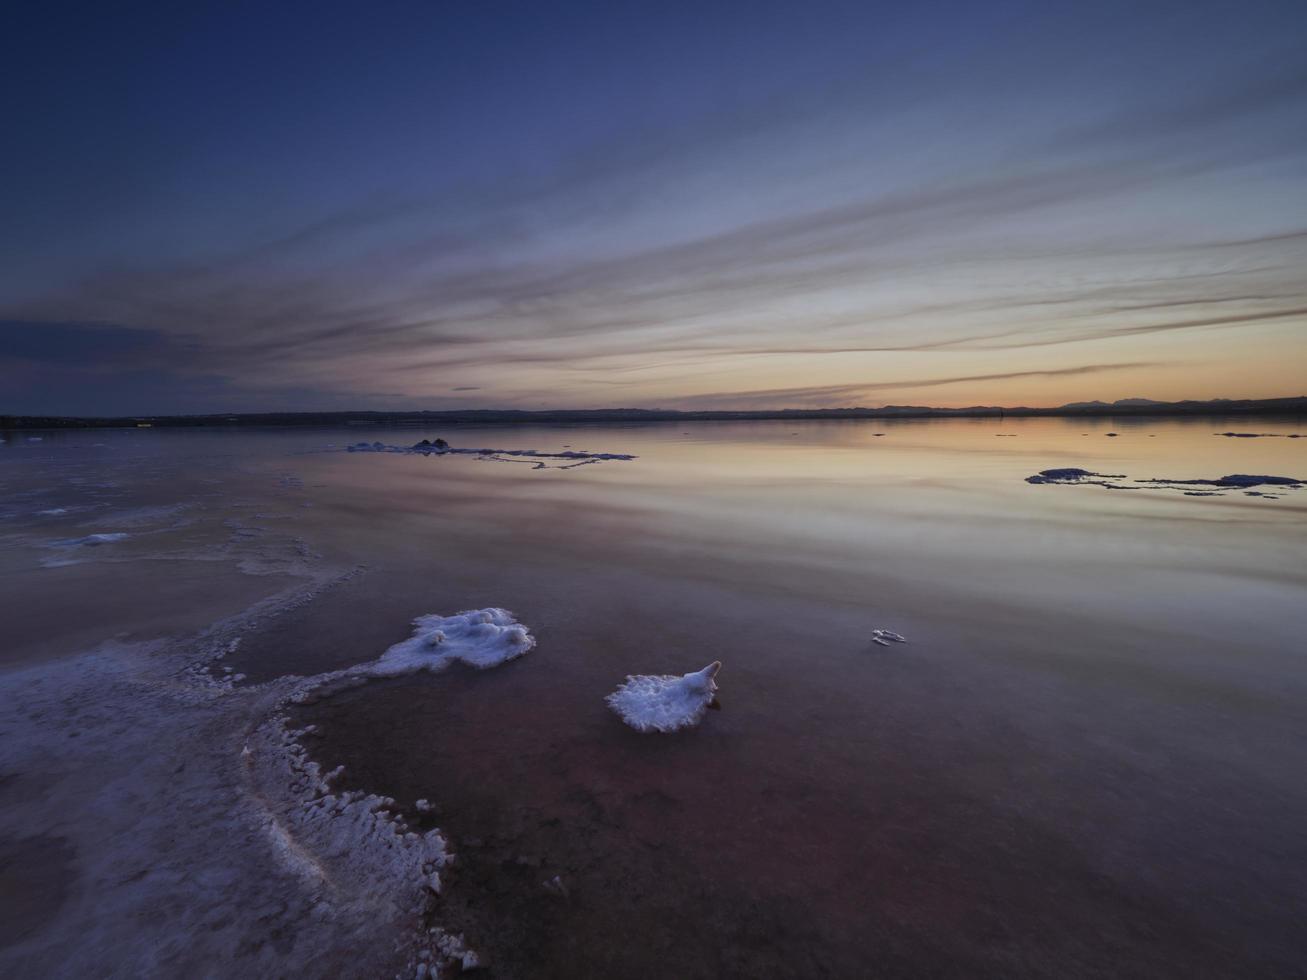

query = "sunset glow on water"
[{"left": 2, "top": 420, "right": 1304, "bottom": 975}]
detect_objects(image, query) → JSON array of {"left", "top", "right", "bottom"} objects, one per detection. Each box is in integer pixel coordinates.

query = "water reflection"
[{"left": 3, "top": 417, "right": 1306, "bottom": 976}]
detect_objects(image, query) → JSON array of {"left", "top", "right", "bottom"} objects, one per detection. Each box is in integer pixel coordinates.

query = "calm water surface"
[{"left": 2, "top": 418, "right": 1305, "bottom": 977}]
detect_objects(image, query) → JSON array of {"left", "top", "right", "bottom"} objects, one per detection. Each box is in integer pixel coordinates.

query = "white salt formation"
[
  {"left": 0, "top": 570, "right": 530, "bottom": 977},
  {"left": 293, "top": 608, "right": 535, "bottom": 704},
  {"left": 246, "top": 606, "right": 536, "bottom": 972},
  {"left": 373, "top": 609, "right": 534, "bottom": 674},
  {"left": 606, "top": 661, "right": 722, "bottom": 733},
  {"left": 51, "top": 531, "right": 128, "bottom": 547},
  {"left": 872, "top": 629, "right": 907, "bottom": 647}
]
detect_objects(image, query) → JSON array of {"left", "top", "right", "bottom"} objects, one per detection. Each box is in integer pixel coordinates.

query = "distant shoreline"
[{"left": 3, "top": 396, "right": 1305, "bottom": 430}]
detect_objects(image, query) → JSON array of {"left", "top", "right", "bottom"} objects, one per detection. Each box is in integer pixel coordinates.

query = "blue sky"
[{"left": 3, "top": 0, "right": 1305, "bottom": 414}]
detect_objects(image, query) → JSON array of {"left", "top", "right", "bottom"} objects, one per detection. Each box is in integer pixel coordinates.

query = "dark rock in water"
[
  {"left": 1026, "top": 468, "right": 1124, "bottom": 484},
  {"left": 1216, "top": 432, "right": 1303, "bottom": 439},
  {"left": 1215, "top": 474, "right": 1302, "bottom": 488},
  {"left": 1028, "top": 468, "right": 1093, "bottom": 482},
  {"left": 1105, "top": 432, "right": 1118, "bottom": 437},
  {"left": 411, "top": 437, "right": 450, "bottom": 451},
  {"left": 1031, "top": 466, "right": 1304, "bottom": 498},
  {"left": 343, "top": 440, "right": 635, "bottom": 467}
]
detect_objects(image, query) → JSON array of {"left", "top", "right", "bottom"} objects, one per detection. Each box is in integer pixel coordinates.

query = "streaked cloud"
[
  {"left": 3, "top": 2, "right": 1305, "bottom": 413},
  {"left": 665, "top": 363, "right": 1161, "bottom": 410}
]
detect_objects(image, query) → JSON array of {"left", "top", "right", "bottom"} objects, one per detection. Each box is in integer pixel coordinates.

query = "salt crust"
[{"left": 0, "top": 570, "right": 530, "bottom": 978}]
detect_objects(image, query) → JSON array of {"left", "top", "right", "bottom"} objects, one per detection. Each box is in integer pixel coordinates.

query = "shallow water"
[{"left": 2, "top": 418, "right": 1305, "bottom": 977}]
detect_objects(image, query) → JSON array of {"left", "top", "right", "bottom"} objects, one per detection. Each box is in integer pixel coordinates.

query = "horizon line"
[{"left": 4, "top": 395, "right": 1307, "bottom": 427}]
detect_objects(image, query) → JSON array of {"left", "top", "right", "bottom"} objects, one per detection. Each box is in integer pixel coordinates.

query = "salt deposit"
[
  {"left": 291, "top": 608, "right": 536, "bottom": 704},
  {"left": 51, "top": 531, "right": 129, "bottom": 547},
  {"left": 871, "top": 629, "right": 907, "bottom": 647},
  {"left": 606, "top": 661, "right": 722, "bottom": 733},
  {"left": 0, "top": 572, "right": 535, "bottom": 977}
]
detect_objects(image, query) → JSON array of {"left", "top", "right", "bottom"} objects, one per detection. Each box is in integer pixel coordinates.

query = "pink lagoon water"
[{"left": 1, "top": 418, "right": 1305, "bottom": 977}]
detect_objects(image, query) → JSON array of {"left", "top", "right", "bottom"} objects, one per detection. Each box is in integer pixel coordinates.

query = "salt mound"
[
  {"left": 294, "top": 608, "right": 535, "bottom": 703},
  {"left": 371, "top": 608, "right": 535, "bottom": 676},
  {"left": 606, "top": 661, "right": 721, "bottom": 733}
]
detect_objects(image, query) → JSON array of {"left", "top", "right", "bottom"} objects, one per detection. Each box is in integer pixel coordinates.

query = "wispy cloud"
[
  {"left": 663, "top": 362, "right": 1160, "bottom": 410},
  {"left": 4, "top": 50, "right": 1305, "bottom": 412}
]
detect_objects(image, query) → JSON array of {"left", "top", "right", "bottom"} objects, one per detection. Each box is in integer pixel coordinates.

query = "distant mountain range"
[
  {"left": 1059, "top": 398, "right": 1168, "bottom": 409},
  {"left": 4, "top": 396, "right": 1306, "bottom": 429}
]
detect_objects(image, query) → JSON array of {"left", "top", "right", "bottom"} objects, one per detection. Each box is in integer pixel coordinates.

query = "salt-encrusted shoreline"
[
  {"left": 0, "top": 569, "right": 529, "bottom": 978},
  {"left": 211, "top": 602, "right": 536, "bottom": 976}
]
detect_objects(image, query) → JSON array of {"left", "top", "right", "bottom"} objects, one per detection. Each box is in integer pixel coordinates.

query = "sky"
[{"left": 2, "top": 0, "right": 1305, "bottom": 415}]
